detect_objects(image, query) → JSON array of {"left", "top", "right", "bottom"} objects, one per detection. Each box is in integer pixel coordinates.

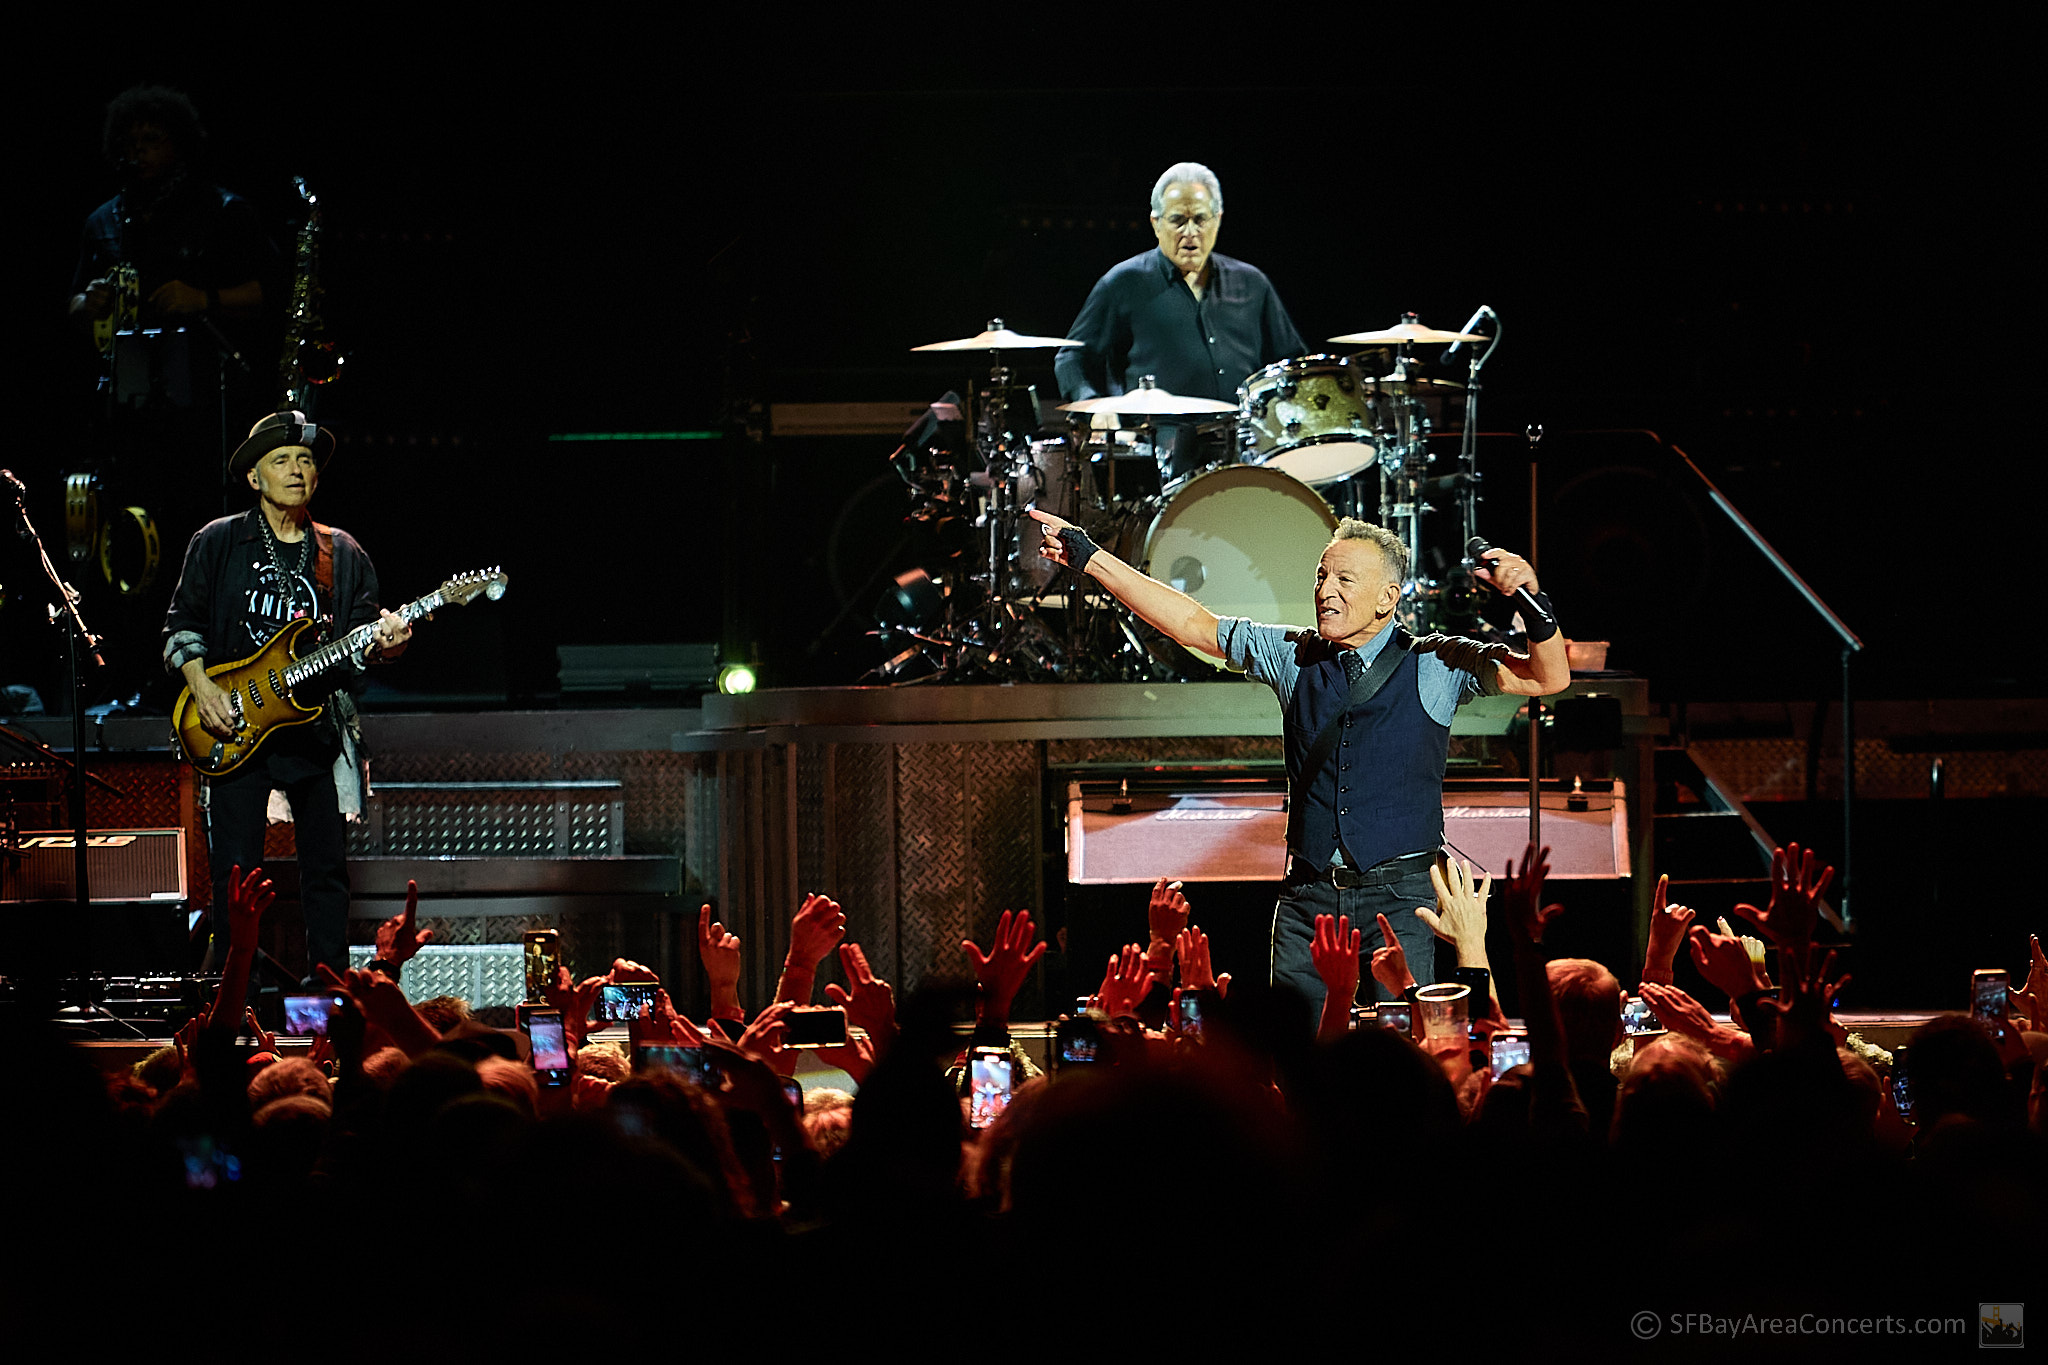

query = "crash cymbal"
[
  {"left": 1329, "top": 321, "right": 1489, "bottom": 345},
  {"left": 1057, "top": 376, "right": 1237, "bottom": 416},
  {"left": 912, "top": 317, "right": 1083, "bottom": 351}
]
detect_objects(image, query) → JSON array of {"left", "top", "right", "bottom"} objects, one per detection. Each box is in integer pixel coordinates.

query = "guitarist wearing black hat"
[{"left": 164, "top": 409, "right": 410, "bottom": 979}]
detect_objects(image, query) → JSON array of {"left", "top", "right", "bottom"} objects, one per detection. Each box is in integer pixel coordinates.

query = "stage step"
[{"left": 1650, "top": 746, "right": 1844, "bottom": 932}]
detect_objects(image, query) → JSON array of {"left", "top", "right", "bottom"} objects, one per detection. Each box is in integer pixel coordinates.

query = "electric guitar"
[{"left": 172, "top": 567, "right": 508, "bottom": 777}]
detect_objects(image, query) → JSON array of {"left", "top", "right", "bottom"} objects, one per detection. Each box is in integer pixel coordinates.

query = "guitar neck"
[{"left": 282, "top": 589, "right": 442, "bottom": 689}]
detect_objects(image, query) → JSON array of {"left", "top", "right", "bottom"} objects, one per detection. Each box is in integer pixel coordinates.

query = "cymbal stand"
[
  {"left": 1374, "top": 350, "right": 1437, "bottom": 632},
  {"left": 1452, "top": 307, "right": 1502, "bottom": 570}
]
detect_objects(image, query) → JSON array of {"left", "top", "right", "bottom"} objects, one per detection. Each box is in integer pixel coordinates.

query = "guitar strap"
[{"left": 312, "top": 523, "right": 335, "bottom": 639}]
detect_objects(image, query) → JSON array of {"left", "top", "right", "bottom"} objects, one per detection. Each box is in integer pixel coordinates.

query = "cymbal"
[
  {"left": 912, "top": 318, "right": 1083, "bottom": 351},
  {"left": 1057, "top": 377, "right": 1237, "bottom": 416},
  {"left": 1329, "top": 321, "right": 1488, "bottom": 345}
]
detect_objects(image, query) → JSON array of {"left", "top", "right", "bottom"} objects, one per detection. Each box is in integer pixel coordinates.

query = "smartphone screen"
[
  {"left": 1621, "top": 996, "right": 1662, "bottom": 1036},
  {"left": 1376, "top": 1003, "right": 1412, "bottom": 1037},
  {"left": 780, "top": 1076, "right": 803, "bottom": 1108},
  {"left": 597, "top": 982, "right": 657, "bottom": 1022},
  {"left": 1176, "top": 989, "right": 1216, "bottom": 1039},
  {"left": 522, "top": 931, "right": 560, "bottom": 1001},
  {"left": 1054, "top": 1016, "right": 1101, "bottom": 1069},
  {"left": 1971, "top": 971, "right": 2009, "bottom": 1022},
  {"left": 529, "top": 1013, "right": 571, "bottom": 1084},
  {"left": 783, "top": 1006, "right": 849, "bottom": 1049},
  {"left": 968, "top": 1050, "right": 1013, "bottom": 1129},
  {"left": 1489, "top": 1034, "right": 1532, "bottom": 1080},
  {"left": 1890, "top": 1046, "right": 1913, "bottom": 1124},
  {"left": 282, "top": 993, "right": 344, "bottom": 1037}
]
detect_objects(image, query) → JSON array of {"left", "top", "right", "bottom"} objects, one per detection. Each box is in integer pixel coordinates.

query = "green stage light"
[{"left": 717, "top": 663, "right": 758, "bottom": 695}]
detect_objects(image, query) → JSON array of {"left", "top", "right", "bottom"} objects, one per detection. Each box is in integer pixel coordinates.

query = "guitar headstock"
[{"left": 440, "top": 567, "right": 509, "bottom": 606}]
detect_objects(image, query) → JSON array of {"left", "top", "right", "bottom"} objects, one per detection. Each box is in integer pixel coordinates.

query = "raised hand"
[
  {"left": 823, "top": 943, "right": 897, "bottom": 1055},
  {"left": 1753, "top": 943, "right": 1851, "bottom": 1051},
  {"left": 244, "top": 1007, "right": 279, "bottom": 1056},
  {"left": 2011, "top": 933, "right": 2047, "bottom": 1032},
  {"left": 545, "top": 966, "right": 607, "bottom": 1048},
  {"left": 1501, "top": 843, "right": 1565, "bottom": 945},
  {"left": 1638, "top": 981, "right": 1754, "bottom": 1062},
  {"left": 307, "top": 1033, "right": 336, "bottom": 1075},
  {"left": 1731, "top": 842, "right": 1835, "bottom": 953},
  {"left": 1093, "top": 943, "right": 1156, "bottom": 1020},
  {"left": 816, "top": 1031, "right": 876, "bottom": 1085},
  {"left": 734, "top": 1000, "right": 793, "bottom": 1064},
  {"left": 225, "top": 863, "right": 275, "bottom": 954},
  {"left": 1687, "top": 920, "right": 1770, "bottom": 1000},
  {"left": 631, "top": 988, "right": 710, "bottom": 1048},
  {"left": 375, "top": 879, "right": 434, "bottom": 968},
  {"left": 698, "top": 904, "right": 744, "bottom": 1017},
  {"left": 317, "top": 962, "right": 441, "bottom": 1057},
  {"left": 1175, "top": 926, "right": 1230, "bottom": 997},
  {"left": 1641, "top": 875, "right": 1697, "bottom": 985},
  {"left": 788, "top": 893, "right": 848, "bottom": 972},
  {"left": 1418, "top": 857, "right": 1493, "bottom": 966},
  {"left": 1311, "top": 913, "right": 1366, "bottom": 1003},
  {"left": 607, "top": 958, "right": 661, "bottom": 985},
  {"left": 963, "top": 909, "right": 1048, "bottom": 1025},
  {"left": 1148, "top": 878, "right": 1191, "bottom": 948},
  {"left": 1367, "top": 913, "right": 1415, "bottom": 998}
]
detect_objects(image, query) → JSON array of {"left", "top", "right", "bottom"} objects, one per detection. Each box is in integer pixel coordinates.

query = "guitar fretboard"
[{"left": 281, "top": 589, "right": 444, "bottom": 689}]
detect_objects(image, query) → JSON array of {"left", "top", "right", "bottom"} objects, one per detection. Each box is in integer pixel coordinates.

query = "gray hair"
[
  {"left": 1332, "top": 518, "right": 1409, "bottom": 582},
  {"left": 1150, "top": 162, "right": 1224, "bottom": 217}
]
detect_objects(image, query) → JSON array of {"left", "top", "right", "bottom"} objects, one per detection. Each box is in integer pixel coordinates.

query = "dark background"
[{"left": 5, "top": 21, "right": 2035, "bottom": 708}]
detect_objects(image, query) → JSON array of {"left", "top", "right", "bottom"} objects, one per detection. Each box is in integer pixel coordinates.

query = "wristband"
[
  {"left": 1520, "top": 591, "right": 1558, "bottom": 644},
  {"left": 368, "top": 958, "right": 401, "bottom": 981},
  {"left": 1057, "top": 526, "right": 1100, "bottom": 575}
]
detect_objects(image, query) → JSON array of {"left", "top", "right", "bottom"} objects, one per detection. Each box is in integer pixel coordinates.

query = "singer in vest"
[
  {"left": 163, "top": 411, "right": 411, "bottom": 981},
  {"left": 1027, "top": 510, "right": 1569, "bottom": 1018}
]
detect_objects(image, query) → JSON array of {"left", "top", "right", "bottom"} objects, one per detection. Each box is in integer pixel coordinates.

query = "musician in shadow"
[{"left": 163, "top": 411, "right": 409, "bottom": 980}]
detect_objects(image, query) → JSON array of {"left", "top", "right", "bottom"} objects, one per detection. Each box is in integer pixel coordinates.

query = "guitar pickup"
[
  {"left": 246, "top": 679, "right": 264, "bottom": 709},
  {"left": 268, "top": 668, "right": 283, "bottom": 698}
]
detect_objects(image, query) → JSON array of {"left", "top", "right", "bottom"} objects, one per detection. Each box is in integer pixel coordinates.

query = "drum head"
[
  {"left": 1141, "top": 465, "right": 1336, "bottom": 657},
  {"left": 1264, "top": 439, "right": 1376, "bottom": 486}
]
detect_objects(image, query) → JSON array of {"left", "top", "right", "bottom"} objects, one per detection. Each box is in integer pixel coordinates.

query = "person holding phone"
[{"left": 1030, "top": 513, "right": 1568, "bottom": 1018}]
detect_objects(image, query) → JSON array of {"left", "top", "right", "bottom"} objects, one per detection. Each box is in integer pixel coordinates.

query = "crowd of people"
[{"left": 8, "top": 842, "right": 2043, "bottom": 1348}]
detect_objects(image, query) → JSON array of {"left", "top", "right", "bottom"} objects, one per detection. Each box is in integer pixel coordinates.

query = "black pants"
[{"left": 204, "top": 732, "right": 351, "bottom": 980}]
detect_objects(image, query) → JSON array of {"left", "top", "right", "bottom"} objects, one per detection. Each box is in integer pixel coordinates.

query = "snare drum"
[
  {"left": 1139, "top": 464, "right": 1336, "bottom": 661},
  {"left": 1237, "top": 355, "right": 1380, "bottom": 486}
]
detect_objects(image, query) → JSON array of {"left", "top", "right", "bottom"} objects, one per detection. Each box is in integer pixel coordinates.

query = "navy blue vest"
[{"left": 1283, "top": 633, "right": 1450, "bottom": 869}]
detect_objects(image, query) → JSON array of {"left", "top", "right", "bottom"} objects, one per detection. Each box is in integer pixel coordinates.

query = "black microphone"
[
  {"left": 1441, "top": 305, "right": 1492, "bottom": 363},
  {"left": 1466, "top": 535, "right": 1554, "bottom": 629}
]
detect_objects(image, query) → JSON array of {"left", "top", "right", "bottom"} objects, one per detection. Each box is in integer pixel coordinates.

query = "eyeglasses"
[{"left": 1160, "top": 213, "right": 1218, "bottom": 231}]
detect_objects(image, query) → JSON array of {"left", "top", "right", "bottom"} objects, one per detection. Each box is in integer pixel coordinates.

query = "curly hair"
[{"left": 102, "top": 84, "right": 204, "bottom": 164}]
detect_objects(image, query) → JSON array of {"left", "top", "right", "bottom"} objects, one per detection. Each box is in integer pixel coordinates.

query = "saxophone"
[{"left": 279, "top": 176, "right": 343, "bottom": 408}]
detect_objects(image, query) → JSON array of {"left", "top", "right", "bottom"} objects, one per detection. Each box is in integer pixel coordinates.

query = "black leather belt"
[{"left": 1287, "top": 849, "right": 1437, "bottom": 889}]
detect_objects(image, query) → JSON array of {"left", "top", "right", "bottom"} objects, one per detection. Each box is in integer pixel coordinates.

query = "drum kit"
[{"left": 874, "top": 310, "right": 1503, "bottom": 682}]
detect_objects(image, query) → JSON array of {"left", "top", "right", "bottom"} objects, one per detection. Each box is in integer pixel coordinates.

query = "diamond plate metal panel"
[
  {"left": 890, "top": 742, "right": 1041, "bottom": 991},
  {"left": 370, "top": 752, "right": 554, "bottom": 783},
  {"left": 348, "top": 943, "right": 525, "bottom": 1007},
  {"left": 828, "top": 741, "right": 896, "bottom": 994},
  {"left": 1691, "top": 737, "right": 2048, "bottom": 802}
]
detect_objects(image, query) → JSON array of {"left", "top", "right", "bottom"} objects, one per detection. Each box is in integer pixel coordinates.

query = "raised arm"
[
  {"left": 1028, "top": 508, "right": 1221, "bottom": 657},
  {"left": 1471, "top": 548, "right": 1569, "bottom": 697}
]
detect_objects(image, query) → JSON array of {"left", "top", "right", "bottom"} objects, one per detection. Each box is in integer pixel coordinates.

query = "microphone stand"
[
  {"left": 5, "top": 475, "right": 107, "bottom": 916},
  {"left": 1575, "top": 430, "right": 1862, "bottom": 932}
]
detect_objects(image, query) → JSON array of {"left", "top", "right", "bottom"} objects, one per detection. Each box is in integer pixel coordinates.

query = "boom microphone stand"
[{"left": 3, "top": 469, "right": 106, "bottom": 913}]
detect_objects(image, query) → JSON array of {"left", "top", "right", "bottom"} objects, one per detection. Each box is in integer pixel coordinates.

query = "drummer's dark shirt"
[{"left": 1055, "top": 249, "right": 1305, "bottom": 404}]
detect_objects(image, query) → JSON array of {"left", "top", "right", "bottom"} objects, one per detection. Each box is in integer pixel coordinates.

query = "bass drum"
[{"left": 1139, "top": 464, "right": 1335, "bottom": 668}]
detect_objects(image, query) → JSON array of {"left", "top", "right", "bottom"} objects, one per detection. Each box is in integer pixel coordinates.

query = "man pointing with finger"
[{"left": 1030, "top": 508, "right": 1568, "bottom": 1019}]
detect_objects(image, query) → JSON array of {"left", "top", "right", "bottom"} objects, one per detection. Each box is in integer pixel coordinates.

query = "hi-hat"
[
  {"left": 1329, "top": 320, "right": 1488, "bottom": 345},
  {"left": 912, "top": 317, "right": 1083, "bottom": 351},
  {"left": 1057, "top": 376, "right": 1237, "bottom": 416}
]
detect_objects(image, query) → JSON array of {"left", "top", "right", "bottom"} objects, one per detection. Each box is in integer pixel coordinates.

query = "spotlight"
[{"left": 716, "top": 663, "right": 758, "bottom": 695}]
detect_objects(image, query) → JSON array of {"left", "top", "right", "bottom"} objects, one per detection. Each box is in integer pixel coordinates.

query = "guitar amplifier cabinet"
[{"left": 1, "top": 829, "right": 188, "bottom": 904}]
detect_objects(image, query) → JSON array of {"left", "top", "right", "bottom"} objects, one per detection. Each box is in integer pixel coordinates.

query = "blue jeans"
[{"left": 1270, "top": 852, "right": 1440, "bottom": 1017}]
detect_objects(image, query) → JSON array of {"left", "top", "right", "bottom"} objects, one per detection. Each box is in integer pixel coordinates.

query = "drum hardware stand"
[{"left": 1525, "top": 423, "right": 1543, "bottom": 854}]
